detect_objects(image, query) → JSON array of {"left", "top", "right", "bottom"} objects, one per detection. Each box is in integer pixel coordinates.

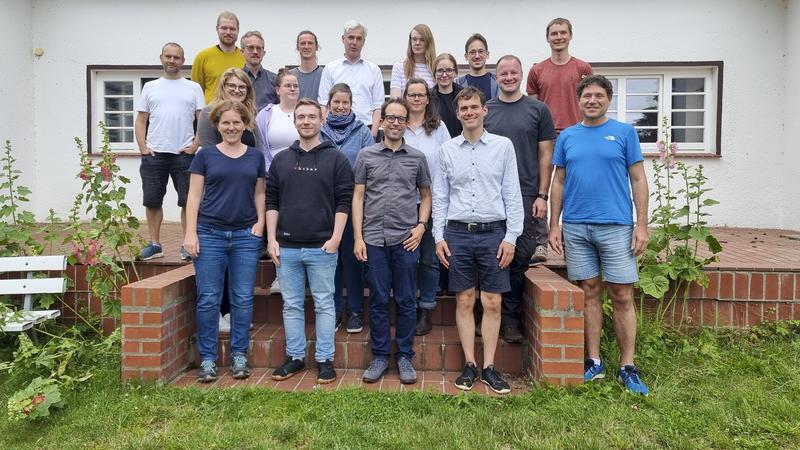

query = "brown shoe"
[
  {"left": 502, "top": 325, "right": 524, "bottom": 343},
  {"left": 415, "top": 308, "right": 432, "bottom": 336}
]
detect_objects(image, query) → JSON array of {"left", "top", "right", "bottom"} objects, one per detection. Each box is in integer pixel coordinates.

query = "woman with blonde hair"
[{"left": 389, "top": 24, "right": 437, "bottom": 98}]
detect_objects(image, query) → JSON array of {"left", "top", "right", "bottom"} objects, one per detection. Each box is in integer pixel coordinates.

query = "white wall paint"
[
  {"left": 782, "top": 0, "right": 800, "bottom": 230},
  {"left": 0, "top": 0, "right": 35, "bottom": 200},
  {"left": 12, "top": 0, "right": 798, "bottom": 229}
]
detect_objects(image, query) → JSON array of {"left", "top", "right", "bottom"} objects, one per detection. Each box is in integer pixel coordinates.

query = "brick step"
[
  {"left": 251, "top": 288, "right": 458, "bottom": 326},
  {"left": 199, "top": 322, "right": 526, "bottom": 374},
  {"left": 172, "top": 368, "right": 530, "bottom": 395}
]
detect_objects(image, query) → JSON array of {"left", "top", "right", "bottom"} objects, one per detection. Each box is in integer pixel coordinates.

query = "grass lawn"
[{"left": 1, "top": 323, "right": 799, "bottom": 450}]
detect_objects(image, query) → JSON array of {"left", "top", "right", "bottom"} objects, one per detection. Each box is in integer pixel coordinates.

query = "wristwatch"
[
  {"left": 536, "top": 193, "right": 549, "bottom": 201},
  {"left": 417, "top": 221, "right": 427, "bottom": 230}
]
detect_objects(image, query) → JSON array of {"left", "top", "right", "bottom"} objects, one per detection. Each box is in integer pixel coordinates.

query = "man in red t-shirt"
[{"left": 526, "top": 18, "right": 593, "bottom": 135}]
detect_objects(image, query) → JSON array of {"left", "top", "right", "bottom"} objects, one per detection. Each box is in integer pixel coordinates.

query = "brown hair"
[
  {"left": 464, "top": 33, "right": 488, "bottom": 53},
  {"left": 216, "top": 11, "right": 239, "bottom": 28},
  {"left": 404, "top": 24, "right": 437, "bottom": 82},
  {"left": 454, "top": 85, "right": 486, "bottom": 107},
  {"left": 433, "top": 53, "right": 458, "bottom": 78},
  {"left": 404, "top": 78, "right": 440, "bottom": 136},
  {"left": 546, "top": 17, "right": 572, "bottom": 37},
  {"left": 380, "top": 98, "right": 409, "bottom": 118},
  {"left": 296, "top": 30, "right": 320, "bottom": 50},
  {"left": 208, "top": 99, "right": 252, "bottom": 129},
  {"left": 326, "top": 83, "right": 353, "bottom": 107},
  {"left": 274, "top": 68, "right": 299, "bottom": 88},
  {"left": 294, "top": 98, "right": 323, "bottom": 117}
]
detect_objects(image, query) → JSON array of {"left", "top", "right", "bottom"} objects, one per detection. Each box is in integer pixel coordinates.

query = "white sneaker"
[
  {"left": 269, "top": 279, "right": 281, "bottom": 294},
  {"left": 219, "top": 313, "right": 231, "bottom": 333}
]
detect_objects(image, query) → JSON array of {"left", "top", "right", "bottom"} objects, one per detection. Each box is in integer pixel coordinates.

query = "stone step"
[
  {"left": 198, "top": 322, "right": 526, "bottom": 374},
  {"left": 251, "top": 288, "right": 458, "bottom": 327}
]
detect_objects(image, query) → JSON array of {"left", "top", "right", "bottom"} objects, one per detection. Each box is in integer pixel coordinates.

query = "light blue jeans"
[
  {"left": 194, "top": 224, "right": 261, "bottom": 363},
  {"left": 276, "top": 246, "right": 338, "bottom": 362},
  {"left": 562, "top": 223, "right": 639, "bottom": 284}
]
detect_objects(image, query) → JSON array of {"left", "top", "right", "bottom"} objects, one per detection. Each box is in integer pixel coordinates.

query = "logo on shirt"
[{"left": 604, "top": 135, "right": 616, "bottom": 141}]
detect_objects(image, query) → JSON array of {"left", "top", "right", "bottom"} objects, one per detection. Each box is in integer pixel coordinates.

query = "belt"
[{"left": 447, "top": 220, "right": 505, "bottom": 233}]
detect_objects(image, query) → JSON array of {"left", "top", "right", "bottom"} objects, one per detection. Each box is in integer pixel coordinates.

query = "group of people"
[{"left": 134, "top": 12, "right": 651, "bottom": 396}]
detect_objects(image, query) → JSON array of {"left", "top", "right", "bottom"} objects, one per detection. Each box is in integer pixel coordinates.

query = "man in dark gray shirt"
[
  {"left": 484, "top": 55, "right": 556, "bottom": 343},
  {"left": 289, "top": 30, "right": 324, "bottom": 100},
  {"left": 240, "top": 31, "right": 277, "bottom": 111},
  {"left": 353, "top": 98, "right": 432, "bottom": 385}
]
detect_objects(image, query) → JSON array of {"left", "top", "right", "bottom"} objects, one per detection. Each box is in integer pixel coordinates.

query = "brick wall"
[
  {"left": 523, "top": 266, "right": 585, "bottom": 386},
  {"left": 120, "top": 264, "right": 196, "bottom": 381}
]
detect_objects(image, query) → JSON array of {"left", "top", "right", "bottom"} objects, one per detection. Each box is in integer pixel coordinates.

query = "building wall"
[
  {"left": 11, "top": 0, "right": 798, "bottom": 229},
  {"left": 783, "top": 0, "right": 800, "bottom": 230},
  {"left": 0, "top": 0, "right": 36, "bottom": 198}
]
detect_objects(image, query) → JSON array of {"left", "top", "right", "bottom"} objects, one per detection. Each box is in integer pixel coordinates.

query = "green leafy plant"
[
  {"left": 66, "top": 123, "right": 144, "bottom": 319},
  {"left": 0, "top": 140, "right": 44, "bottom": 257},
  {"left": 637, "top": 116, "right": 723, "bottom": 324},
  {"left": 6, "top": 377, "right": 65, "bottom": 421}
]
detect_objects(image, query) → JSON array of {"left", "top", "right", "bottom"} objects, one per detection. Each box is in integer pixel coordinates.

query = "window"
[
  {"left": 592, "top": 62, "right": 722, "bottom": 155},
  {"left": 88, "top": 66, "right": 169, "bottom": 153}
]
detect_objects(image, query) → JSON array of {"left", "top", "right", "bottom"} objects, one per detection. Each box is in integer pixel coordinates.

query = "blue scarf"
[{"left": 323, "top": 112, "right": 361, "bottom": 146}]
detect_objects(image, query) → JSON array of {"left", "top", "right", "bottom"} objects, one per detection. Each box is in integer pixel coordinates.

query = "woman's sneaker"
[
  {"left": 271, "top": 358, "right": 305, "bottom": 381},
  {"left": 481, "top": 365, "right": 511, "bottom": 394},
  {"left": 198, "top": 360, "right": 217, "bottom": 383},
  {"left": 231, "top": 352, "right": 251, "bottom": 379}
]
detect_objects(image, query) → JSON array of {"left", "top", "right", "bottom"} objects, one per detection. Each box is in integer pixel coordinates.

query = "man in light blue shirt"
[{"left": 433, "top": 86, "right": 523, "bottom": 394}]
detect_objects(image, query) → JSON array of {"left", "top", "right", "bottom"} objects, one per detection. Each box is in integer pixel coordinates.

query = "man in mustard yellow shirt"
[{"left": 191, "top": 11, "right": 246, "bottom": 103}]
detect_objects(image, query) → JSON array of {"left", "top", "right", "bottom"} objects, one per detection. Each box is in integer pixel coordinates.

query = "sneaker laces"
[
  {"left": 233, "top": 354, "right": 247, "bottom": 368},
  {"left": 623, "top": 366, "right": 641, "bottom": 384},
  {"left": 398, "top": 358, "right": 414, "bottom": 372},
  {"left": 200, "top": 360, "right": 215, "bottom": 371}
]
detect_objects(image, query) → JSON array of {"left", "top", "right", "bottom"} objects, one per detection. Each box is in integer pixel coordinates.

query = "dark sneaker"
[
  {"left": 618, "top": 365, "right": 650, "bottom": 396},
  {"left": 198, "top": 360, "right": 217, "bottom": 383},
  {"left": 316, "top": 360, "right": 336, "bottom": 384},
  {"left": 584, "top": 359, "right": 606, "bottom": 382},
  {"left": 530, "top": 244, "right": 548, "bottom": 264},
  {"left": 362, "top": 358, "right": 389, "bottom": 383},
  {"left": 397, "top": 357, "right": 417, "bottom": 384},
  {"left": 231, "top": 352, "right": 251, "bottom": 380},
  {"left": 271, "top": 358, "right": 305, "bottom": 381},
  {"left": 415, "top": 308, "right": 432, "bottom": 336},
  {"left": 481, "top": 365, "right": 511, "bottom": 394},
  {"left": 454, "top": 362, "right": 479, "bottom": 391},
  {"left": 502, "top": 325, "right": 524, "bottom": 344},
  {"left": 138, "top": 241, "right": 163, "bottom": 261},
  {"left": 179, "top": 245, "right": 191, "bottom": 261},
  {"left": 346, "top": 313, "right": 363, "bottom": 333}
]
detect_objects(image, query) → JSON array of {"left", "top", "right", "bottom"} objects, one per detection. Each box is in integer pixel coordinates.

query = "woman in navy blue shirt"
[{"left": 184, "top": 99, "right": 266, "bottom": 383}]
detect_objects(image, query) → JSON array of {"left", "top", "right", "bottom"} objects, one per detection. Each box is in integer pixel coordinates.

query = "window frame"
[
  {"left": 591, "top": 61, "right": 723, "bottom": 157},
  {"left": 86, "top": 65, "right": 186, "bottom": 155}
]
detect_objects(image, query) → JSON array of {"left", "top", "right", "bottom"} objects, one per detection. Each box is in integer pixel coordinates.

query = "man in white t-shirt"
[
  {"left": 317, "top": 20, "right": 384, "bottom": 137},
  {"left": 135, "top": 42, "right": 205, "bottom": 261}
]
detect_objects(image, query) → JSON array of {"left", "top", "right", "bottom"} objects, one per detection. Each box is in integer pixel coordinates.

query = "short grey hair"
[
  {"left": 343, "top": 20, "right": 367, "bottom": 37},
  {"left": 240, "top": 30, "right": 265, "bottom": 48}
]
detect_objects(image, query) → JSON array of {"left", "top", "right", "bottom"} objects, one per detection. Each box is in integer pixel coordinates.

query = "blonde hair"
[
  {"left": 210, "top": 68, "right": 256, "bottom": 130},
  {"left": 404, "top": 24, "right": 437, "bottom": 81},
  {"left": 208, "top": 99, "right": 253, "bottom": 130}
]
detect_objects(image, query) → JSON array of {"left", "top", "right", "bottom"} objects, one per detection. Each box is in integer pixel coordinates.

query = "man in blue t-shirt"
[{"left": 549, "top": 75, "right": 651, "bottom": 396}]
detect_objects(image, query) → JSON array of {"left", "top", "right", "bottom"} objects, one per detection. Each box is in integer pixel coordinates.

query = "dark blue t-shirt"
[
  {"left": 466, "top": 74, "right": 493, "bottom": 101},
  {"left": 190, "top": 145, "right": 266, "bottom": 230}
]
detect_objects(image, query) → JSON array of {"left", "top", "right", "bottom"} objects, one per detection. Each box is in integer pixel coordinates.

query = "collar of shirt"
[
  {"left": 379, "top": 139, "right": 409, "bottom": 153},
  {"left": 342, "top": 57, "right": 365, "bottom": 66},
  {"left": 242, "top": 65, "right": 265, "bottom": 78},
  {"left": 455, "top": 129, "right": 490, "bottom": 147}
]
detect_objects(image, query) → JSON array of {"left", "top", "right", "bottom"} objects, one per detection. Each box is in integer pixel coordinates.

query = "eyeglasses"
[
  {"left": 435, "top": 68, "right": 456, "bottom": 76},
  {"left": 224, "top": 83, "right": 248, "bottom": 92},
  {"left": 467, "top": 49, "right": 486, "bottom": 56},
  {"left": 281, "top": 84, "right": 300, "bottom": 90},
  {"left": 244, "top": 45, "right": 264, "bottom": 52},
  {"left": 406, "top": 93, "right": 427, "bottom": 100},
  {"left": 383, "top": 115, "right": 408, "bottom": 124}
]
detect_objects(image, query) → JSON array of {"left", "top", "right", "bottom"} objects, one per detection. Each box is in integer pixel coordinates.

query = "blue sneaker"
[
  {"left": 584, "top": 359, "right": 606, "bottom": 382},
  {"left": 618, "top": 365, "right": 650, "bottom": 396},
  {"left": 179, "top": 245, "right": 191, "bottom": 261},
  {"left": 138, "top": 241, "right": 163, "bottom": 261}
]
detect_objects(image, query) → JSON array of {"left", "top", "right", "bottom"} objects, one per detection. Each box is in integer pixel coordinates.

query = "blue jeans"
[
  {"left": 194, "top": 224, "right": 261, "bottom": 362},
  {"left": 417, "top": 218, "right": 439, "bottom": 310},
  {"left": 276, "top": 247, "right": 338, "bottom": 362},
  {"left": 334, "top": 218, "right": 364, "bottom": 318},
  {"left": 562, "top": 223, "right": 639, "bottom": 284},
  {"left": 365, "top": 243, "right": 419, "bottom": 360}
]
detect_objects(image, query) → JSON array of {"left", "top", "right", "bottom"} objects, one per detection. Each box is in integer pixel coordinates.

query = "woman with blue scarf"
[{"left": 321, "top": 83, "right": 374, "bottom": 333}]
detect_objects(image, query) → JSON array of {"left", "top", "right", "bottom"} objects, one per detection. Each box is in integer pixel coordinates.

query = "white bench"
[{"left": 0, "top": 255, "right": 66, "bottom": 332}]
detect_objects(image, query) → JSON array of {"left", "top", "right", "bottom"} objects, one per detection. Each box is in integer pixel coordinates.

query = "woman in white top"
[
  {"left": 389, "top": 24, "right": 437, "bottom": 98},
  {"left": 255, "top": 70, "right": 301, "bottom": 171},
  {"left": 402, "top": 78, "right": 449, "bottom": 335}
]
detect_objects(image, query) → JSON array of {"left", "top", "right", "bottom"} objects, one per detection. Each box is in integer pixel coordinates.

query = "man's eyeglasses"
[
  {"left": 383, "top": 115, "right": 408, "bottom": 124},
  {"left": 244, "top": 45, "right": 264, "bottom": 52}
]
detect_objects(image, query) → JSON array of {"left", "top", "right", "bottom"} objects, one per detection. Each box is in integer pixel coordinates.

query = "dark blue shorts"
[
  {"left": 444, "top": 223, "right": 510, "bottom": 294},
  {"left": 140, "top": 152, "right": 193, "bottom": 208}
]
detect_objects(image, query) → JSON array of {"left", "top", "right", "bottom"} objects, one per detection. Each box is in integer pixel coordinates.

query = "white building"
[{"left": 2, "top": 0, "right": 798, "bottom": 230}]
